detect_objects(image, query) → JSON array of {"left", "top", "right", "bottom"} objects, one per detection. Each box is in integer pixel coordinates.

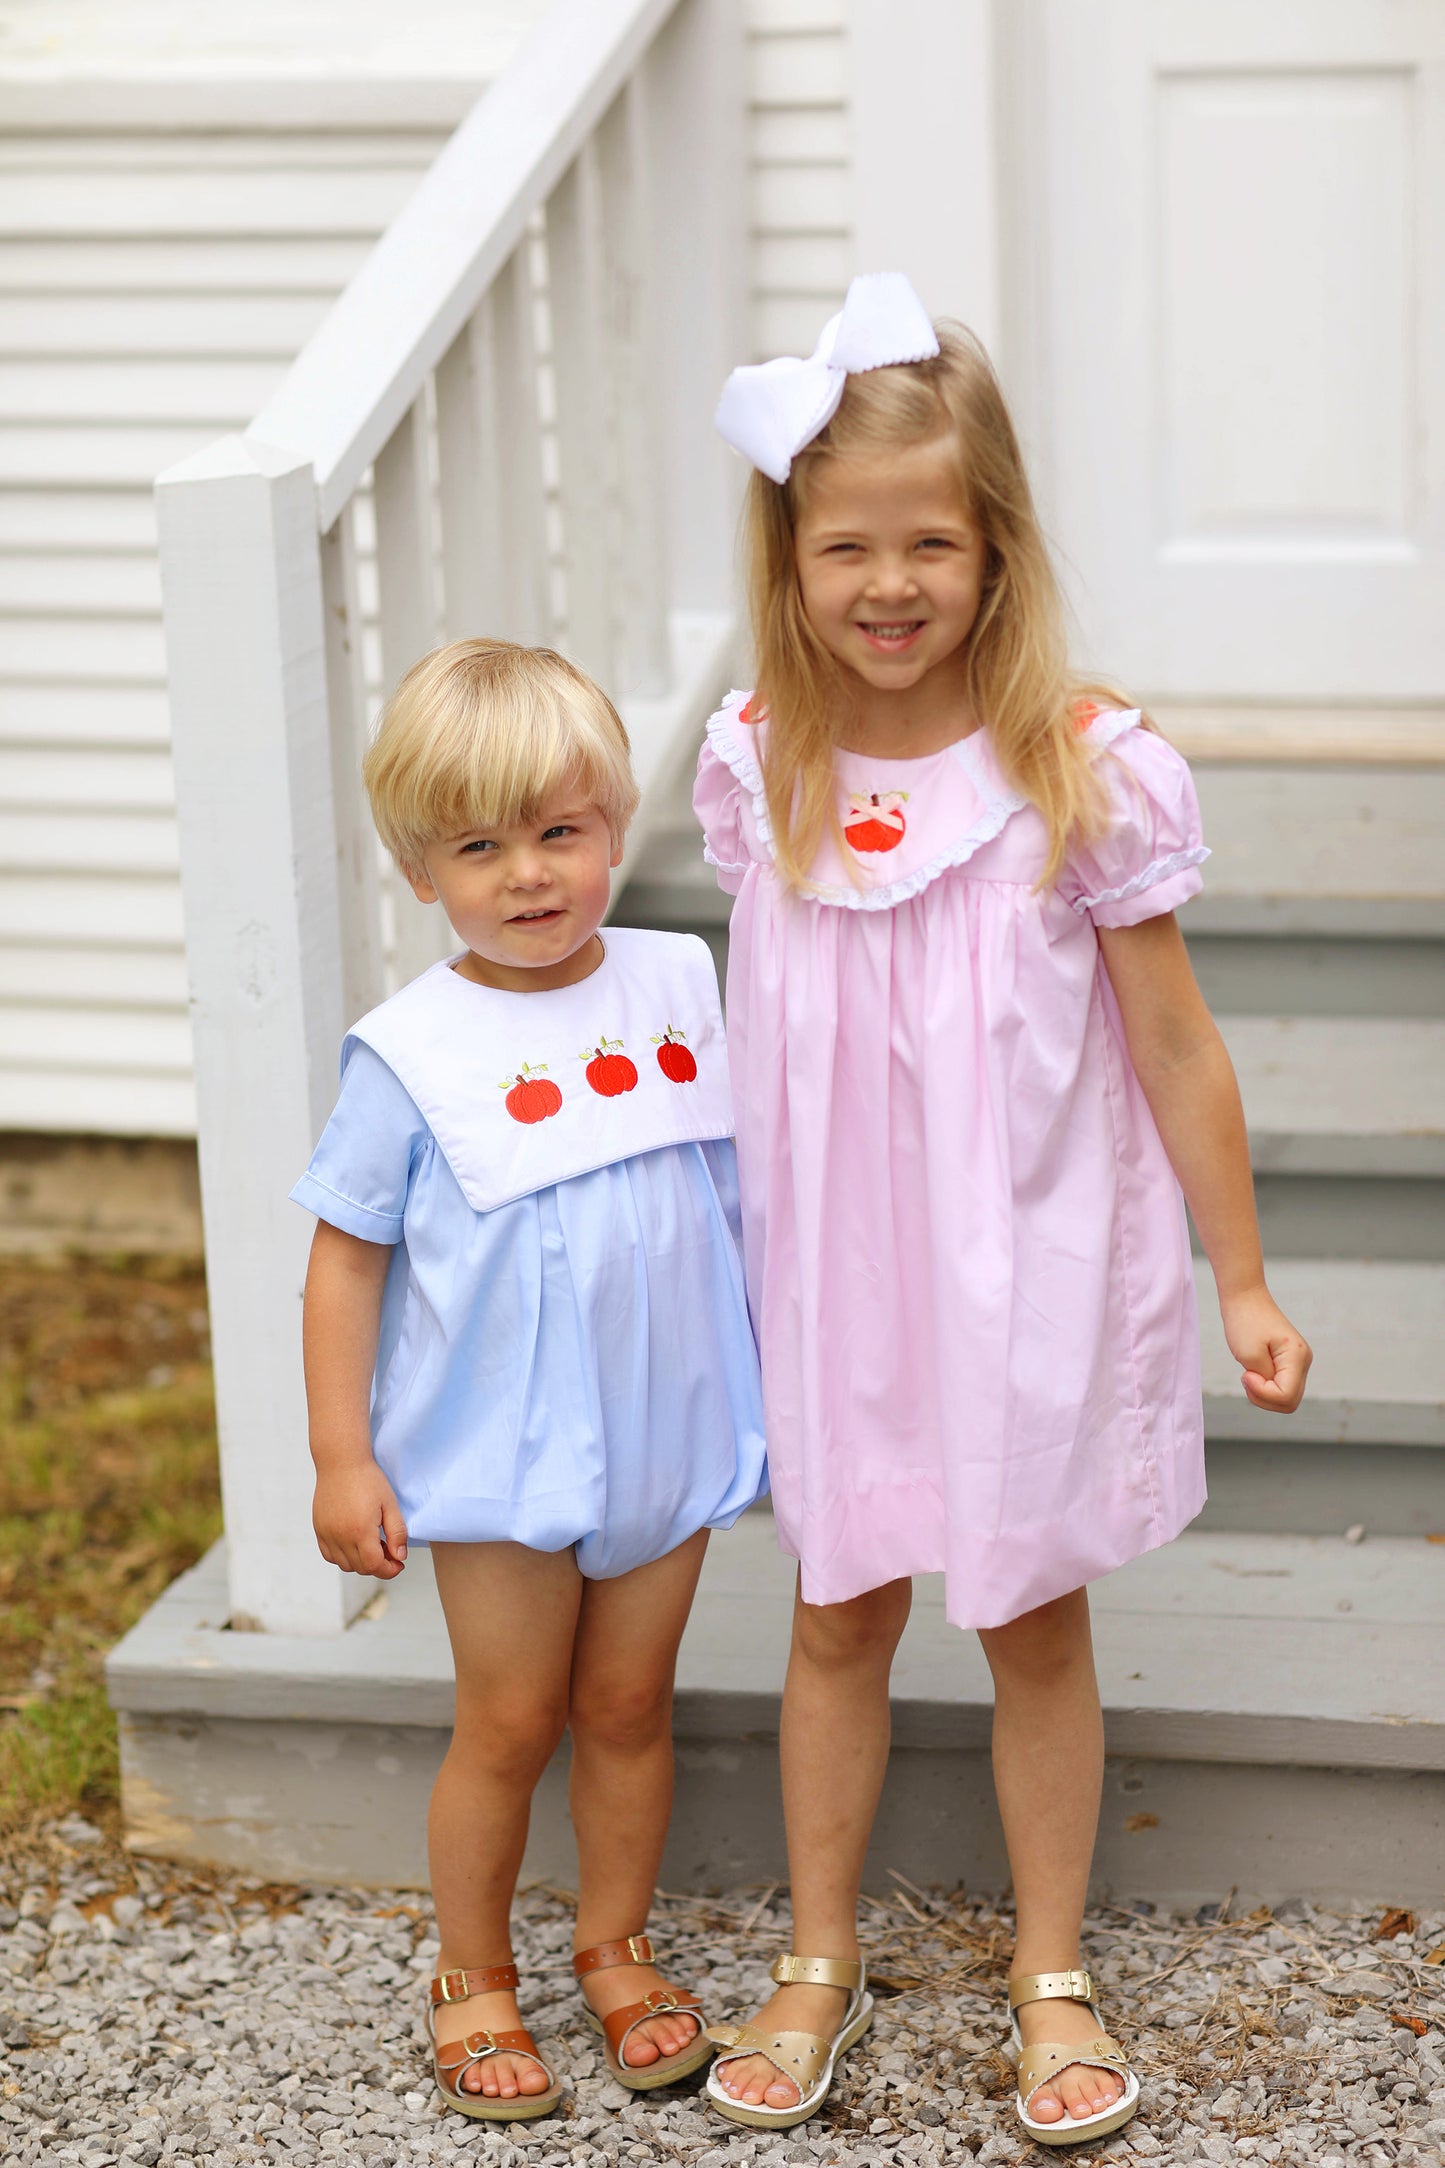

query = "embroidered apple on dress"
[
  {"left": 844, "top": 789, "right": 909, "bottom": 854},
  {"left": 652, "top": 1025, "right": 698, "bottom": 1084},
  {"left": 583, "top": 1037, "right": 639, "bottom": 1097},
  {"left": 501, "top": 1062, "right": 562, "bottom": 1125}
]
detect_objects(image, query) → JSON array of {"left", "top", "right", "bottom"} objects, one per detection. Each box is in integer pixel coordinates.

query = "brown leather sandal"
[
  {"left": 573, "top": 1932, "right": 713, "bottom": 2091},
  {"left": 426, "top": 1963, "right": 564, "bottom": 2121}
]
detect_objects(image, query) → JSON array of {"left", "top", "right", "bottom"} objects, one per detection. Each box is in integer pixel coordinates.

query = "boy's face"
[{"left": 407, "top": 789, "right": 622, "bottom": 993}]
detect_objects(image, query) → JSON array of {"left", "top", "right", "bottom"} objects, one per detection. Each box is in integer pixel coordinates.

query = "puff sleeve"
[
  {"left": 289, "top": 1040, "right": 430, "bottom": 1243},
  {"left": 694, "top": 691, "right": 768, "bottom": 896},
  {"left": 1060, "top": 717, "right": 1210, "bottom": 929}
]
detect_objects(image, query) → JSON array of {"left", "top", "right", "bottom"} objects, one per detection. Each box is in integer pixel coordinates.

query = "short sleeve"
[
  {"left": 694, "top": 690, "right": 768, "bottom": 896},
  {"left": 1060, "top": 718, "right": 1209, "bottom": 929},
  {"left": 289, "top": 1040, "right": 431, "bottom": 1244}
]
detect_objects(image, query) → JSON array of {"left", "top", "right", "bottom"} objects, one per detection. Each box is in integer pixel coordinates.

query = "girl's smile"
[{"left": 794, "top": 437, "right": 986, "bottom": 756}]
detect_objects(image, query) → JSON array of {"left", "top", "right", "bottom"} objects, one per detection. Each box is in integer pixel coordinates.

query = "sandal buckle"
[
  {"left": 438, "top": 1970, "right": 470, "bottom": 2003},
  {"left": 627, "top": 1933, "right": 653, "bottom": 1963}
]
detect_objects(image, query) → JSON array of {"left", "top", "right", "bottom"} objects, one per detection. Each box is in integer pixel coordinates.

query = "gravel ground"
[{"left": 3, "top": 1817, "right": 1443, "bottom": 2168}]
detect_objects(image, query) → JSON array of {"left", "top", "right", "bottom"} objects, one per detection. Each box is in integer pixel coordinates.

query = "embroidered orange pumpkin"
[
  {"left": 503, "top": 1065, "right": 562, "bottom": 1124},
  {"left": 584, "top": 1039, "right": 639, "bottom": 1097},
  {"left": 844, "top": 789, "right": 908, "bottom": 854},
  {"left": 654, "top": 1026, "right": 697, "bottom": 1084}
]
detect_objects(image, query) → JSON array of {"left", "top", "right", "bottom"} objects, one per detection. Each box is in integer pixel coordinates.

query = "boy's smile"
[
  {"left": 405, "top": 790, "right": 622, "bottom": 993},
  {"left": 794, "top": 437, "right": 986, "bottom": 755}
]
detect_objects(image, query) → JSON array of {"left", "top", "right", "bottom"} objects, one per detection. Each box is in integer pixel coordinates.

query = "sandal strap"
[
  {"left": 603, "top": 1984, "right": 703, "bottom": 2063},
  {"left": 434, "top": 2026, "right": 553, "bottom": 2093},
  {"left": 770, "top": 1953, "right": 865, "bottom": 1991},
  {"left": 1018, "top": 2035, "right": 1130, "bottom": 2111},
  {"left": 573, "top": 1933, "right": 655, "bottom": 1978},
  {"left": 1008, "top": 1968, "right": 1093, "bottom": 2012},
  {"left": 706, "top": 2022, "right": 834, "bottom": 2097},
  {"left": 430, "top": 1963, "right": 519, "bottom": 2005}
]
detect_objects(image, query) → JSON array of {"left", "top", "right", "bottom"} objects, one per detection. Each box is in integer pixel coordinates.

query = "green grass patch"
[{"left": 0, "top": 1254, "right": 220, "bottom": 1836}]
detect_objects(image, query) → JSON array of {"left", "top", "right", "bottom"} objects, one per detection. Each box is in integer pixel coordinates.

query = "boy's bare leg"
[
  {"left": 429, "top": 1541, "right": 582, "bottom": 2099},
  {"left": 714, "top": 1574, "right": 912, "bottom": 2110},
  {"left": 568, "top": 1527, "right": 711, "bottom": 2066},
  {"left": 979, "top": 1587, "right": 1124, "bottom": 2128}
]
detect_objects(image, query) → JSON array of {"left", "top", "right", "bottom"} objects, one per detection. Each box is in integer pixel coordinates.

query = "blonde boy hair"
[
  {"left": 363, "top": 639, "right": 640, "bottom": 872},
  {"left": 745, "top": 321, "right": 1138, "bottom": 891}
]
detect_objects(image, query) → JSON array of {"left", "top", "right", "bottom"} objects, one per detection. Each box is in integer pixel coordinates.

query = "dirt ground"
[{"left": 0, "top": 1253, "right": 220, "bottom": 1836}]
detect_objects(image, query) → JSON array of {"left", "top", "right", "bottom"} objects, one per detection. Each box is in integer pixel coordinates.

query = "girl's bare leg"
[
  {"left": 429, "top": 1541, "right": 582, "bottom": 2099},
  {"left": 979, "top": 1586, "right": 1124, "bottom": 2127},
  {"left": 567, "top": 1527, "right": 710, "bottom": 2065},
  {"left": 715, "top": 1574, "right": 912, "bottom": 2110}
]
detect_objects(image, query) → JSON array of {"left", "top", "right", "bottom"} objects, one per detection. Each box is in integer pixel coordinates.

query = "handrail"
[{"left": 245, "top": 0, "right": 683, "bottom": 530}]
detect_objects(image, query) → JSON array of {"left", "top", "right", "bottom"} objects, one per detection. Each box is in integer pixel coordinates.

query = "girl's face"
[
  {"left": 406, "top": 788, "right": 622, "bottom": 993},
  {"left": 793, "top": 436, "right": 987, "bottom": 701}
]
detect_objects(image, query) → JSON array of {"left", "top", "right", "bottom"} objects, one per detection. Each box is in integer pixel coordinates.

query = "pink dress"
[{"left": 694, "top": 693, "right": 1211, "bottom": 1630}]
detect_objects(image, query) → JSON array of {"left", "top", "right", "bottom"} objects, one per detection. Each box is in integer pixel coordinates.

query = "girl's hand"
[
  {"left": 1219, "top": 1286, "right": 1312, "bottom": 1415},
  {"left": 313, "top": 1462, "right": 409, "bottom": 1577}
]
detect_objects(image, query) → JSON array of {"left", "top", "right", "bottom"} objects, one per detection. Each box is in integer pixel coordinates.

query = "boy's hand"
[
  {"left": 1219, "top": 1286, "right": 1312, "bottom": 1415},
  {"left": 313, "top": 1461, "right": 408, "bottom": 1577}
]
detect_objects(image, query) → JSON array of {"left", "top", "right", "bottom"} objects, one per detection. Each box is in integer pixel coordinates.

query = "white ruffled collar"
[{"left": 704, "top": 690, "right": 1143, "bottom": 910}]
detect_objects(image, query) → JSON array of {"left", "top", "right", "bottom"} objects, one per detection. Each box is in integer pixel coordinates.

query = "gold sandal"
[
  {"left": 1008, "top": 1968, "right": 1139, "bottom": 2146},
  {"left": 426, "top": 1963, "right": 564, "bottom": 2121},
  {"left": 704, "top": 1953, "right": 873, "bottom": 2130},
  {"left": 572, "top": 1933, "right": 713, "bottom": 2090}
]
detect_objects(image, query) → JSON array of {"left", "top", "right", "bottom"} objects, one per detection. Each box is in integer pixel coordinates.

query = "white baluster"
[
  {"left": 321, "top": 500, "right": 386, "bottom": 1028},
  {"left": 373, "top": 395, "right": 453, "bottom": 981},
  {"left": 435, "top": 249, "right": 550, "bottom": 649},
  {"left": 546, "top": 139, "right": 617, "bottom": 688},
  {"left": 597, "top": 77, "right": 670, "bottom": 698}
]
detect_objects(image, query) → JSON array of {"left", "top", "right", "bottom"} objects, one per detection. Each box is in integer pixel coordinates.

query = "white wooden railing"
[{"left": 155, "top": 0, "right": 747, "bottom": 1637}]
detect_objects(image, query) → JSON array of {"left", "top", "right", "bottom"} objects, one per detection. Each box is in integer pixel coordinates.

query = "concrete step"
[
  {"left": 1220, "top": 1016, "right": 1444, "bottom": 1179},
  {"left": 1196, "top": 1257, "right": 1443, "bottom": 1448},
  {"left": 1194, "top": 1256, "right": 1445, "bottom": 1539},
  {"left": 107, "top": 1517, "right": 1445, "bottom": 1905}
]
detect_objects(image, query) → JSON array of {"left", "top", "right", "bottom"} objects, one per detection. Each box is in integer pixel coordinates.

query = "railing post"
[{"left": 156, "top": 436, "right": 367, "bottom": 1637}]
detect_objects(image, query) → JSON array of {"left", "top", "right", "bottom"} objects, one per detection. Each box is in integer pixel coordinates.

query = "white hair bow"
[{"left": 714, "top": 272, "right": 939, "bottom": 485}]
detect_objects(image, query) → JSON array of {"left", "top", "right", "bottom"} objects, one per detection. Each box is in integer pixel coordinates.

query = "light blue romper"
[{"left": 290, "top": 937, "right": 768, "bottom": 1577}]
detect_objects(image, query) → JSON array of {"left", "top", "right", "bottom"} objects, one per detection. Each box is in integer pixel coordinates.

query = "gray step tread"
[
  {"left": 107, "top": 1521, "right": 1445, "bottom": 1773},
  {"left": 1220, "top": 1015, "right": 1445, "bottom": 1176},
  {"left": 1154, "top": 704, "right": 1445, "bottom": 767},
  {"left": 1196, "top": 1257, "right": 1445, "bottom": 1446}
]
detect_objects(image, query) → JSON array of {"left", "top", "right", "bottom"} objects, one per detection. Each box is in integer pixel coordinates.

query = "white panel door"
[{"left": 1007, "top": 0, "right": 1445, "bottom": 699}]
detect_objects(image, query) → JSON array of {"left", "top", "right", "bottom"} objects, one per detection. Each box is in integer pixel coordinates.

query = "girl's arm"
[
  {"left": 302, "top": 1218, "right": 409, "bottom": 1576},
  {"left": 1098, "top": 913, "right": 1312, "bottom": 1414}
]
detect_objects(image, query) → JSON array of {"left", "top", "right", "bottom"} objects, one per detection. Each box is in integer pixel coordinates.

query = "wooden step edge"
[{"left": 1153, "top": 705, "right": 1445, "bottom": 768}]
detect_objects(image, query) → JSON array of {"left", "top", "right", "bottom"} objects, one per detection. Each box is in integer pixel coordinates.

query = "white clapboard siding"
[
  {"left": 1, "top": 11, "right": 859, "bottom": 1141},
  {"left": 744, "top": 0, "right": 851, "bottom": 359},
  {"left": 0, "top": 122, "right": 449, "bottom": 1137}
]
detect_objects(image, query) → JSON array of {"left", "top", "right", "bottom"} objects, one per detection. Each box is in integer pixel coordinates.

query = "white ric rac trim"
[{"left": 702, "top": 692, "right": 1030, "bottom": 911}]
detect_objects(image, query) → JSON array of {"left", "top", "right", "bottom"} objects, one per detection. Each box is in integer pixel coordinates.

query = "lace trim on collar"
[{"left": 703, "top": 692, "right": 1039, "bottom": 912}]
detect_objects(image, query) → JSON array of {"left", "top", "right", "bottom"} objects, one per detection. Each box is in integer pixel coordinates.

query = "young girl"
[
  {"left": 694, "top": 275, "right": 1311, "bottom": 2146},
  {"left": 292, "top": 640, "right": 766, "bottom": 2121}
]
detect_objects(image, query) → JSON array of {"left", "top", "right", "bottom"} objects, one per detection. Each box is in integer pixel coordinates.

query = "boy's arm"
[
  {"left": 302, "top": 1218, "right": 408, "bottom": 1576},
  {"left": 1097, "top": 912, "right": 1312, "bottom": 1415}
]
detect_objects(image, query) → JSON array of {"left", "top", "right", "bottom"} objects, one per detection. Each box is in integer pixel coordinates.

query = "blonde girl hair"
[
  {"left": 745, "top": 321, "right": 1136, "bottom": 890},
  {"left": 363, "top": 638, "right": 640, "bottom": 872}
]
